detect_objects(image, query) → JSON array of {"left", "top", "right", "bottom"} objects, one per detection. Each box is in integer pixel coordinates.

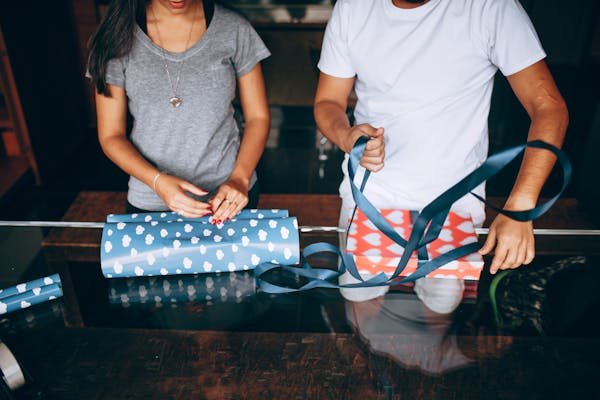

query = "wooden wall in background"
[
  {"left": 0, "top": 26, "right": 39, "bottom": 196},
  {"left": 0, "top": 0, "right": 91, "bottom": 185},
  {"left": 70, "top": 0, "right": 99, "bottom": 121}
]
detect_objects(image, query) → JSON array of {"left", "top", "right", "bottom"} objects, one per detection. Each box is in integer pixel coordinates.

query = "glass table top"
[{"left": 1, "top": 224, "right": 599, "bottom": 399}]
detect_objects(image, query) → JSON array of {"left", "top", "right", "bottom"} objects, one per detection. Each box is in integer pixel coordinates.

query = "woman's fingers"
[
  {"left": 211, "top": 187, "right": 248, "bottom": 222},
  {"left": 176, "top": 192, "right": 211, "bottom": 211},
  {"left": 170, "top": 199, "right": 211, "bottom": 218},
  {"left": 225, "top": 192, "right": 248, "bottom": 219},
  {"left": 155, "top": 176, "right": 211, "bottom": 217},
  {"left": 213, "top": 197, "right": 239, "bottom": 222},
  {"left": 233, "top": 190, "right": 248, "bottom": 212},
  {"left": 180, "top": 181, "right": 208, "bottom": 197},
  {"left": 210, "top": 191, "right": 227, "bottom": 222},
  {"left": 169, "top": 205, "right": 204, "bottom": 218},
  {"left": 169, "top": 191, "right": 211, "bottom": 217},
  {"left": 232, "top": 201, "right": 246, "bottom": 217},
  {"left": 221, "top": 200, "right": 240, "bottom": 221}
]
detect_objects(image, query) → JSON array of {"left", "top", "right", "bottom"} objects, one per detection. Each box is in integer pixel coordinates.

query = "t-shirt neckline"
[
  {"left": 134, "top": 4, "right": 220, "bottom": 61},
  {"left": 383, "top": 0, "right": 441, "bottom": 20}
]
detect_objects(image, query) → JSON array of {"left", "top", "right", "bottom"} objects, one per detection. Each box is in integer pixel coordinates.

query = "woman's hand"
[
  {"left": 210, "top": 177, "right": 250, "bottom": 223},
  {"left": 154, "top": 174, "right": 212, "bottom": 218}
]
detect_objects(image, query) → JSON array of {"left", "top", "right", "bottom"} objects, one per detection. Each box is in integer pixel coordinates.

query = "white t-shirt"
[{"left": 318, "top": 0, "right": 546, "bottom": 226}]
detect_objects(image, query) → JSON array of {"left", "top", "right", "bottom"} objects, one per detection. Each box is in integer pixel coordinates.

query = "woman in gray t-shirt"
[{"left": 87, "top": 0, "right": 270, "bottom": 223}]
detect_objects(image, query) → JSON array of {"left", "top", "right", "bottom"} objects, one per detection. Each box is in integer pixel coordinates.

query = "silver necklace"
[{"left": 150, "top": 4, "right": 198, "bottom": 108}]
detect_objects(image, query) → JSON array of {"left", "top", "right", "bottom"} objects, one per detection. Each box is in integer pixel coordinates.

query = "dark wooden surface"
[
  {"left": 42, "top": 192, "right": 125, "bottom": 261},
  {"left": 42, "top": 191, "right": 598, "bottom": 262},
  {"left": 11, "top": 326, "right": 600, "bottom": 400}
]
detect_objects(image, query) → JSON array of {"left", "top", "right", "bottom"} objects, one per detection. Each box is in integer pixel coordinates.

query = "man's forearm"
[
  {"left": 314, "top": 100, "right": 354, "bottom": 153},
  {"left": 506, "top": 101, "right": 569, "bottom": 209}
]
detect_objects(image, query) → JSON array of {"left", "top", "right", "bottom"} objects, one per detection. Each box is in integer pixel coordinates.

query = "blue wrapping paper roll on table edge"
[
  {"left": 100, "top": 211, "right": 301, "bottom": 278},
  {"left": 0, "top": 274, "right": 63, "bottom": 315}
]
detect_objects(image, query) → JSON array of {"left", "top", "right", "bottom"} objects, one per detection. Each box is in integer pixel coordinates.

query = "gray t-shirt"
[{"left": 104, "top": 6, "right": 270, "bottom": 210}]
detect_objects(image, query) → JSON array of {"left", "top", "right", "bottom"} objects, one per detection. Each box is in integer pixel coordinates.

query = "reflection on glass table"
[
  {"left": 222, "top": 0, "right": 334, "bottom": 25},
  {"left": 1, "top": 224, "right": 600, "bottom": 399}
]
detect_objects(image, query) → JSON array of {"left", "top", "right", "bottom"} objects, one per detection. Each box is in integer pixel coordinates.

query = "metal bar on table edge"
[{"left": 0, "top": 221, "right": 600, "bottom": 236}]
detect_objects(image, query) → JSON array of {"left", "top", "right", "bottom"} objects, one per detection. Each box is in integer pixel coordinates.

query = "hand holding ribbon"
[
  {"left": 344, "top": 124, "right": 385, "bottom": 172},
  {"left": 255, "top": 138, "right": 571, "bottom": 293}
]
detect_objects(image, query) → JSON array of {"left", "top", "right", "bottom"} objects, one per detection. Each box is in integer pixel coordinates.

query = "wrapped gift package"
[
  {"left": 0, "top": 274, "right": 63, "bottom": 315},
  {"left": 347, "top": 209, "right": 484, "bottom": 281},
  {"left": 254, "top": 139, "right": 570, "bottom": 293},
  {"left": 108, "top": 271, "right": 255, "bottom": 306},
  {"left": 101, "top": 210, "right": 300, "bottom": 278}
]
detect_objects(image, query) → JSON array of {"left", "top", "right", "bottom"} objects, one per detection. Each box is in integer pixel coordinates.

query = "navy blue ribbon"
[{"left": 256, "top": 139, "right": 571, "bottom": 293}]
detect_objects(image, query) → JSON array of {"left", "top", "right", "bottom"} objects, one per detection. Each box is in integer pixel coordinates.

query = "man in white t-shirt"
[{"left": 314, "top": 0, "right": 568, "bottom": 285}]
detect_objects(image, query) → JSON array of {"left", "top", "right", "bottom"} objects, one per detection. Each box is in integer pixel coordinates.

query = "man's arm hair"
[{"left": 504, "top": 60, "right": 568, "bottom": 210}]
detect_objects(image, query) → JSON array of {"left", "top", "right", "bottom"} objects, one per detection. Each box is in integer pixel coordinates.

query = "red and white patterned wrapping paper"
[{"left": 347, "top": 209, "right": 484, "bottom": 281}]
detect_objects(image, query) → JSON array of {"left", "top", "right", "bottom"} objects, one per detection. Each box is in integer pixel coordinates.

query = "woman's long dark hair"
[
  {"left": 88, "top": 0, "right": 148, "bottom": 96},
  {"left": 88, "top": 0, "right": 219, "bottom": 96}
]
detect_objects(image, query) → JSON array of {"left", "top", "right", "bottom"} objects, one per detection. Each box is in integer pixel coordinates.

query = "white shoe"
[
  {"left": 338, "top": 270, "right": 390, "bottom": 302},
  {"left": 413, "top": 278, "right": 465, "bottom": 314}
]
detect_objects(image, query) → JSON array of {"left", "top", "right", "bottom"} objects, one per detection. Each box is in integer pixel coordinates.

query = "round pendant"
[{"left": 169, "top": 97, "right": 183, "bottom": 108}]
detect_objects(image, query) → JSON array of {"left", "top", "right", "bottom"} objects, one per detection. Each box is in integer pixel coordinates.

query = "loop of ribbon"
[{"left": 256, "top": 138, "right": 572, "bottom": 293}]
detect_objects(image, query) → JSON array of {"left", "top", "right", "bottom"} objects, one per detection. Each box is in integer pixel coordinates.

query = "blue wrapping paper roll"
[
  {"left": 106, "top": 209, "right": 289, "bottom": 223},
  {"left": 101, "top": 210, "right": 300, "bottom": 278},
  {"left": 108, "top": 271, "right": 256, "bottom": 306},
  {"left": 0, "top": 279, "right": 63, "bottom": 315},
  {"left": 0, "top": 273, "right": 60, "bottom": 300}
]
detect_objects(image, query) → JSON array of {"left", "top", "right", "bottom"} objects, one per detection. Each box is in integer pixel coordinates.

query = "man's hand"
[
  {"left": 477, "top": 61, "right": 567, "bottom": 275},
  {"left": 479, "top": 214, "right": 535, "bottom": 274},
  {"left": 344, "top": 124, "right": 385, "bottom": 172}
]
